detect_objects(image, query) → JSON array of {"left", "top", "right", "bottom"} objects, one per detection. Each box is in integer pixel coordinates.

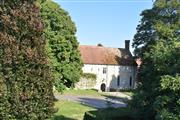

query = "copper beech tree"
[{"left": 0, "top": 0, "right": 54, "bottom": 119}]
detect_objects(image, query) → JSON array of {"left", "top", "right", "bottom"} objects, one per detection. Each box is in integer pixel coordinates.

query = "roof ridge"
[{"left": 80, "top": 45, "right": 125, "bottom": 50}]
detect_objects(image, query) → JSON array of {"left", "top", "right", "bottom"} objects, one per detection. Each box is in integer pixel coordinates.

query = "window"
[
  {"left": 103, "top": 68, "right": 107, "bottom": 74},
  {"left": 129, "top": 76, "right": 132, "bottom": 87},
  {"left": 117, "top": 75, "right": 120, "bottom": 86}
]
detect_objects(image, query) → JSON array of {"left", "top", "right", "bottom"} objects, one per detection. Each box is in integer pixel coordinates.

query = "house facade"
[{"left": 78, "top": 40, "right": 136, "bottom": 91}]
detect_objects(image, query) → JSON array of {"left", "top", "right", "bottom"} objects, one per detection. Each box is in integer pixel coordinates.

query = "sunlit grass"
[
  {"left": 63, "top": 89, "right": 102, "bottom": 96},
  {"left": 53, "top": 100, "right": 96, "bottom": 120},
  {"left": 52, "top": 89, "right": 133, "bottom": 120},
  {"left": 63, "top": 89, "right": 133, "bottom": 97}
]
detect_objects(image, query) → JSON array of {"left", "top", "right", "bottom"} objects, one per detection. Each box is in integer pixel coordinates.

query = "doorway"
[{"left": 100, "top": 83, "right": 106, "bottom": 92}]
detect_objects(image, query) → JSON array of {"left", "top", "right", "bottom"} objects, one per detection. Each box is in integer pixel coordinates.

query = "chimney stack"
[{"left": 125, "top": 40, "right": 130, "bottom": 50}]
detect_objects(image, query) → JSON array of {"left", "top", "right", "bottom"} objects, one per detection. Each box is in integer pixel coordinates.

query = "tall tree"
[
  {"left": 131, "top": 0, "right": 180, "bottom": 119},
  {"left": 0, "top": 0, "right": 54, "bottom": 119},
  {"left": 40, "top": 0, "right": 83, "bottom": 92}
]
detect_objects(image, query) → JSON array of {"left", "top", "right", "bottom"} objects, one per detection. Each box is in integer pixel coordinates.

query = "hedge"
[
  {"left": 0, "top": 0, "right": 55, "bottom": 119},
  {"left": 83, "top": 107, "right": 134, "bottom": 120}
]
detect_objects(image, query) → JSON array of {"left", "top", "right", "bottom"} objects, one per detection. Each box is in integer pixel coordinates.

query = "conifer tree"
[{"left": 0, "top": 0, "right": 54, "bottom": 119}]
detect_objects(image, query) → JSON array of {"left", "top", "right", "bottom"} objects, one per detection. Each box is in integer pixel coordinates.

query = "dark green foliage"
[
  {"left": 131, "top": 0, "right": 180, "bottom": 119},
  {"left": 40, "top": 0, "right": 83, "bottom": 92},
  {"left": 0, "top": 0, "right": 54, "bottom": 119},
  {"left": 84, "top": 108, "right": 134, "bottom": 120}
]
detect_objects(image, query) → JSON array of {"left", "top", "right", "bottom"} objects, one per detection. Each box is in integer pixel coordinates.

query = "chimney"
[{"left": 125, "top": 40, "right": 130, "bottom": 50}]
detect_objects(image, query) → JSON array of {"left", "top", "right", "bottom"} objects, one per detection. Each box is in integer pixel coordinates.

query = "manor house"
[{"left": 78, "top": 40, "right": 136, "bottom": 92}]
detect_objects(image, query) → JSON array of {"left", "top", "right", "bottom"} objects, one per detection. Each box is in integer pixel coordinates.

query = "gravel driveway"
[{"left": 55, "top": 92, "right": 130, "bottom": 109}]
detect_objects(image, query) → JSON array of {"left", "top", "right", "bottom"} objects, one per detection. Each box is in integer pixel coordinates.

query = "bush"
[
  {"left": 0, "top": 0, "right": 54, "bottom": 119},
  {"left": 84, "top": 107, "right": 134, "bottom": 120}
]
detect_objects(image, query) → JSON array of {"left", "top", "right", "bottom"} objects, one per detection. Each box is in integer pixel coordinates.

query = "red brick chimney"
[{"left": 125, "top": 40, "right": 130, "bottom": 50}]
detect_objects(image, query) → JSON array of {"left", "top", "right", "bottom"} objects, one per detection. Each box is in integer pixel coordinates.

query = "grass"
[
  {"left": 52, "top": 100, "right": 133, "bottom": 120},
  {"left": 63, "top": 89, "right": 133, "bottom": 97},
  {"left": 52, "top": 100, "right": 96, "bottom": 120},
  {"left": 52, "top": 89, "right": 133, "bottom": 120},
  {"left": 63, "top": 89, "right": 101, "bottom": 96}
]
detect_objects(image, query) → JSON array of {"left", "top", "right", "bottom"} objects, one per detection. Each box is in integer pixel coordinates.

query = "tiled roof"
[{"left": 79, "top": 45, "right": 134, "bottom": 65}]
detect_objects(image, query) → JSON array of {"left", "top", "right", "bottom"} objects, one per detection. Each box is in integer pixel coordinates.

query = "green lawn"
[
  {"left": 63, "top": 89, "right": 101, "bottom": 96},
  {"left": 53, "top": 100, "right": 96, "bottom": 120},
  {"left": 63, "top": 89, "right": 133, "bottom": 97},
  {"left": 52, "top": 89, "right": 133, "bottom": 120},
  {"left": 52, "top": 100, "right": 133, "bottom": 120}
]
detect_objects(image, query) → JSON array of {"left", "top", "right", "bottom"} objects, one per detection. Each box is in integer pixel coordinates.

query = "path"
[{"left": 55, "top": 92, "right": 131, "bottom": 109}]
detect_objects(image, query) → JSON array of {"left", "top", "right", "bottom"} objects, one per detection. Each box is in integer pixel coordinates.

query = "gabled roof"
[{"left": 79, "top": 45, "right": 135, "bottom": 65}]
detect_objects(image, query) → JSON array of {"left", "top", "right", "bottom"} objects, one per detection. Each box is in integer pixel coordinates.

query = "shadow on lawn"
[
  {"left": 78, "top": 97, "right": 127, "bottom": 108},
  {"left": 102, "top": 94, "right": 130, "bottom": 103},
  {"left": 55, "top": 93, "right": 128, "bottom": 109},
  {"left": 53, "top": 115, "right": 76, "bottom": 120}
]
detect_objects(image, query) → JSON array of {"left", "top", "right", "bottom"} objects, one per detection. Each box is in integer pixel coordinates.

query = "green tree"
[
  {"left": 0, "top": 0, "right": 54, "bottom": 119},
  {"left": 131, "top": 0, "right": 180, "bottom": 119},
  {"left": 40, "top": 0, "right": 83, "bottom": 92}
]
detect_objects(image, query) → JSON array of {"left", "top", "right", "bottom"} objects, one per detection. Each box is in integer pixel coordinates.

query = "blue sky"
[{"left": 53, "top": 0, "right": 153, "bottom": 52}]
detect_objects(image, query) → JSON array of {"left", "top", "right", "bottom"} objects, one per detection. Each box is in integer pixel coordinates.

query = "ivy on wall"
[{"left": 82, "top": 73, "right": 97, "bottom": 80}]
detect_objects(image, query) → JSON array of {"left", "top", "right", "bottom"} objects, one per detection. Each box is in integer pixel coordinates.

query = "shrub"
[{"left": 84, "top": 107, "right": 134, "bottom": 120}]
